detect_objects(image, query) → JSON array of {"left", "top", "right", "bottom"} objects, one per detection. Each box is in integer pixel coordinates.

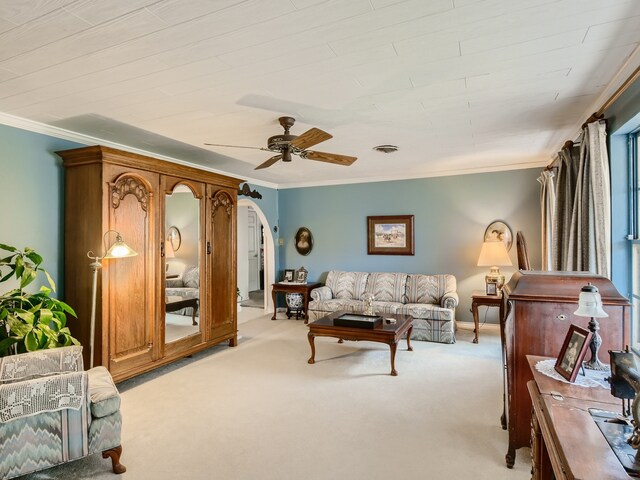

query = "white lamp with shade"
[
  {"left": 87, "top": 230, "right": 137, "bottom": 368},
  {"left": 477, "top": 240, "right": 512, "bottom": 292},
  {"left": 574, "top": 283, "right": 609, "bottom": 371}
]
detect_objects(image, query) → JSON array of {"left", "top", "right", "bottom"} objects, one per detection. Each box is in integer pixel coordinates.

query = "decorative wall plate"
[
  {"left": 484, "top": 220, "right": 513, "bottom": 251},
  {"left": 167, "top": 226, "right": 181, "bottom": 251}
]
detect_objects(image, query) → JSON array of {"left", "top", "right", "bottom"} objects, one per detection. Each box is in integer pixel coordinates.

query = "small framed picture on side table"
[
  {"left": 486, "top": 281, "right": 498, "bottom": 295},
  {"left": 283, "top": 269, "right": 294, "bottom": 282},
  {"left": 554, "top": 324, "right": 592, "bottom": 382}
]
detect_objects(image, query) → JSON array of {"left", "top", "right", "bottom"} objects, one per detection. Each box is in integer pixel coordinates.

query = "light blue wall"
[
  {"left": 605, "top": 77, "right": 640, "bottom": 299},
  {"left": 278, "top": 169, "right": 542, "bottom": 323},
  {"left": 0, "top": 123, "right": 85, "bottom": 296}
]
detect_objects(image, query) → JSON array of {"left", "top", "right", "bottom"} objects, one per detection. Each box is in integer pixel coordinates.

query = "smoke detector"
[{"left": 373, "top": 145, "right": 398, "bottom": 153}]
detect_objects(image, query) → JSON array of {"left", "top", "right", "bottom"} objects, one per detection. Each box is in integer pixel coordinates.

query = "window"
[{"left": 631, "top": 130, "right": 640, "bottom": 347}]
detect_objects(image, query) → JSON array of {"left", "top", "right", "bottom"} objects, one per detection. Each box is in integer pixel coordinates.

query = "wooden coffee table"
[
  {"left": 165, "top": 296, "right": 199, "bottom": 326},
  {"left": 307, "top": 311, "right": 414, "bottom": 376}
]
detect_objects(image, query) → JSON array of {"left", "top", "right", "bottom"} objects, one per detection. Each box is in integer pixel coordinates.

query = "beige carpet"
[{"left": 18, "top": 309, "right": 531, "bottom": 480}]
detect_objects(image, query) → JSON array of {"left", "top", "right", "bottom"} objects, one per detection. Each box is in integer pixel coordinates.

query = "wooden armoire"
[
  {"left": 58, "top": 146, "right": 241, "bottom": 382},
  {"left": 500, "top": 271, "right": 630, "bottom": 468}
]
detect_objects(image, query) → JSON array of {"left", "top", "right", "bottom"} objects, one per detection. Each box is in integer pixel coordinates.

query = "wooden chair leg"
[{"left": 102, "top": 445, "right": 126, "bottom": 474}]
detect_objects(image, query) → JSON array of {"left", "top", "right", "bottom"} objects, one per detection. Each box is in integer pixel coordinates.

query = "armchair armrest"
[
  {"left": 165, "top": 279, "right": 184, "bottom": 288},
  {"left": 441, "top": 292, "right": 459, "bottom": 310},
  {"left": 0, "top": 346, "right": 83, "bottom": 383},
  {"left": 310, "top": 286, "right": 333, "bottom": 302},
  {"left": 0, "top": 371, "right": 87, "bottom": 422}
]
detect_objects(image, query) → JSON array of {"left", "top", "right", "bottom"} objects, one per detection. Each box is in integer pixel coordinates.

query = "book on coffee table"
[{"left": 333, "top": 313, "right": 383, "bottom": 329}]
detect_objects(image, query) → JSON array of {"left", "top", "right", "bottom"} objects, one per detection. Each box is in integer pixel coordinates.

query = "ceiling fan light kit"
[{"left": 205, "top": 116, "right": 357, "bottom": 170}]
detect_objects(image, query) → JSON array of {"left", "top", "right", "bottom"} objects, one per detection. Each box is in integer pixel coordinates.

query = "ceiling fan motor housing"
[{"left": 267, "top": 134, "right": 297, "bottom": 154}]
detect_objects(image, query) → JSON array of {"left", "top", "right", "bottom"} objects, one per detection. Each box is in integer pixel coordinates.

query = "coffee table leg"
[
  {"left": 192, "top": 304, "right": 198, "bottom": 326},
  {"left": 307, "top": 332, "right": 316, "bottom": 364},
  {"left": 389, "top": 341, "right": 398, "bottom": 376},
  {"left": 407, "top": 325, "right": 413, "bottom": 351}
]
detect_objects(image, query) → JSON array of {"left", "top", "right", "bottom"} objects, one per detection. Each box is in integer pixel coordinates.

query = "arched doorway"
[{"left": 237, "top": 199, "right": 275, "bottom": 313}]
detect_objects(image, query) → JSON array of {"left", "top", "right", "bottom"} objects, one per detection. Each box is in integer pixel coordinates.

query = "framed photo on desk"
[{"left": 554, "top": 324, "right": 592, "bottom": 382}]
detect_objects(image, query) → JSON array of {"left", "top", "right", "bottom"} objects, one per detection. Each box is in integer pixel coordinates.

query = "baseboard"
[{"left": 456, "top": 321, "right": 500, "bottom": 332}]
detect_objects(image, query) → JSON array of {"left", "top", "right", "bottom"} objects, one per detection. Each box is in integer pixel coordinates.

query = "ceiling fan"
[{"left": 204, "top": 116, "right": 357, "bottom": 170}]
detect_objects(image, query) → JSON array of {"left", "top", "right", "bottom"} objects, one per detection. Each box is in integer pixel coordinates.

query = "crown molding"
[
  {"left": 277, "top": 159, "right": 548, "bottom": 189},
  {"left": 0, "top": 112, "right": 279, "bottom": 190}
]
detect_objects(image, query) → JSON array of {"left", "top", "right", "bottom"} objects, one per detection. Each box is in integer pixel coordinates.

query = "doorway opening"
[{"left": 237, "top": 199, "right": 275, "bottom": 314}]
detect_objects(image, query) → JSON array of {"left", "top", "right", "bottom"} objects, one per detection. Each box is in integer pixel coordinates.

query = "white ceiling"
[{"left": 1, "top": 0, "right": 639, "bottom": 188}]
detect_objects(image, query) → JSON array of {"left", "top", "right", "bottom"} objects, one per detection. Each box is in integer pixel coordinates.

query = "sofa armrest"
[
  {"left": 88, "top": 366, "right": 120, "bottom": 419},
  {"left": 441, "top": 292, "right": 459, "bottom": 310},
  {"left": 310, "top": 286, "right": 333, "bottom": 302}
]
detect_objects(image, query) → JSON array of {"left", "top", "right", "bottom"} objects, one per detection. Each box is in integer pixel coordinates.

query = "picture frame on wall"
[
  {"left": 283, "top": 269, "right": 295, "bottom": 282},
  {"left": 367, "top": 215, "right": 414, "bottom": 255},
  {"left": 554, "top": 324, "right": 592, "bottom": 382}
]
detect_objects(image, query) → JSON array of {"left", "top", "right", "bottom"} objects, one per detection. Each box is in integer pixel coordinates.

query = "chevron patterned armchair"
[{"left": 0, "top": 346, "right": 125, "bottom": 479}]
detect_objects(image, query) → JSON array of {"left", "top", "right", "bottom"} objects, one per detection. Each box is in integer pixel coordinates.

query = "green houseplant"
[{"left": 0, "top": 243, "right": 78, "bottom": 356}]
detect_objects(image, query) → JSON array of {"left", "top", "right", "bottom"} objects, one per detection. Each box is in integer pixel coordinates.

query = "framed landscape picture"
[{"left": 367, "top": 215, "right": 414, "bottom": 255}]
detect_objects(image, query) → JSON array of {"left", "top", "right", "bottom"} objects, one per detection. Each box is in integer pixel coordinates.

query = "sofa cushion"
[
  {"left": 308, "top": 298, "right": 362, "bottom": 313},
  {"left": 182, "top": 266, "right": 199, "bottom": 288},
  {"left": 365, "top": 272, "right": 408, "bottom": 303},
  {"left": 406, "top": 274, "right": 454, "bottom": 304},
  {"left": 370, "top": 301, "right": 403, "bottom": 315},
  {"left": 325, "top": 271, "right": 369, "bottom": 300},
  {"left": 397, "top": 303, "right": 455, "bottom": 321},
  {"left": 87, "top": 367, "right": 120, "bottom": 419}
]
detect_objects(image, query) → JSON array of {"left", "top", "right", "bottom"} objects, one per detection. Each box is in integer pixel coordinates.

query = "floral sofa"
[
  {"left": 309, "top": 270, "right": 459, "bottom": 344},
  {"left": 165, "top": 265, "right": 199, "bottom": 316}
]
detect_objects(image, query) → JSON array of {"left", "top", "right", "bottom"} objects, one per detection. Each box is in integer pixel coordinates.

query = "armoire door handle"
[
  {"left": 160, "top": 242, "right": 165, "bottom": 257},
  {"left": 207, "top": 241, "right": 212, "bottom": 255}
]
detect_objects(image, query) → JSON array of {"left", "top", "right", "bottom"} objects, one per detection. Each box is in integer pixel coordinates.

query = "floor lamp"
[{"left": 87, "top": 230, "right": 137, "bottom": 368}]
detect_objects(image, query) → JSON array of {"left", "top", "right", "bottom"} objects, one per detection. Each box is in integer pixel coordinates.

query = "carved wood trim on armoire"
[{"left": 58, "top": 145, "right": 242, "bottom": 382}]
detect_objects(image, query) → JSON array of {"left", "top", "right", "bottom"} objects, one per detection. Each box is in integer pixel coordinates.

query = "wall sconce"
[{"left": 87, "top": 230, "right": 137, "bottom": 368}]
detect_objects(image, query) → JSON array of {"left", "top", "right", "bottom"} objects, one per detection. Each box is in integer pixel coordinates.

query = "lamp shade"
[
  {"left": 574, "top": 283, "right": 608, "bottom": 318},
  {"left": 477, "top": 241, "right": 512, "bottom": 267},
  {"left": 104, "top": 233, "right": 137, "bottom": 259}
]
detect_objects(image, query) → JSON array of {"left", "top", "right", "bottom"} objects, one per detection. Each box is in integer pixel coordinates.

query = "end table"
[{"left": 470, "top": 290, "right": 502, "bottom": 343}]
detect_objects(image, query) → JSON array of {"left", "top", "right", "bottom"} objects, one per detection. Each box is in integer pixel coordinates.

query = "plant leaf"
[
  {"left": 20, "top": 268, "right": 37, "bottom": 289},
  {"left": 0, "top": 244, "right": 17, "bottom": 252},
  {"left": 25, "top": 331, "right": 38, "bottom": 351},
  {"left": 59, "top": 302, "right": 77, "bottom": 317},
  {"left": 42, "top": 269, "right": 56, "bottom": 292},
  {"left": 26, "top": 251, "right": 43, "bottom": 267},
  {"left": 39, "top": 308, "right": 53, "bottom": 325},
  {"left": 0, "top": 337, "right": 19, "bottom": 355},
  {"left": 15, "top": 310, "right": 35, "bottom": 325},
  {"left": 8, "top": 316, "right": 32, "bottom": 337}
]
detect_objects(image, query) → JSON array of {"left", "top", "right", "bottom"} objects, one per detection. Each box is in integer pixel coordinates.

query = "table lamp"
[
  {"left": 87, "top": 230, "right": 137, "bottom": 368},
  {"left": 477, "top": 240, "right": 512, "bottom": 291},
  {"left": 574, "top": 283, "right": 609, "bottom": 371}
]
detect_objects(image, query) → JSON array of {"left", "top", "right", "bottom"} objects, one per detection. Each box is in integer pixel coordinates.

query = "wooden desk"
[
  {"left": 527, "top": 355, "right": 630, "bottom": 479},
  {"left": 271, "top": 282, "right": 321, "bottom": 323},
  {"left": 470, "top": 290, "right": 501, "bottom": 343}
]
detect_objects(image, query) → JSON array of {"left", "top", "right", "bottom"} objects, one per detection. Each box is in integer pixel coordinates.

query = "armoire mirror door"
[{"left": 163, "top": 178, "right": 206, "bottom": 356}]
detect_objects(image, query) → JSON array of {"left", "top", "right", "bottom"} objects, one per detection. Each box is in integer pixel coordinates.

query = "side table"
[
  {"left": 271, "top": 282, "right": 322, "bottom": 323},
  {"left": 470, "top": 290, "right": 502, "bottom": 343}
]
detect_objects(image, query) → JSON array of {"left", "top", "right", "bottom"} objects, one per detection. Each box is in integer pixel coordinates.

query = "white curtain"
[
  {"left": 550, "top": 121, "right": 611, "bottom": 277},
  {"left": 537, "top": 169, "right": 555, "bottom": 270}
]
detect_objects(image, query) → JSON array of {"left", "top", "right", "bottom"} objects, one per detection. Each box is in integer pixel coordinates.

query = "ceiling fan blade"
[
  {"left": 254, "top": 154, "right": 283, "bottom": 170},
  {"left": 204, "top": 142, "right": 268, "bottom": 151},
  {"left": 289, "top": 128, "right": 332, "bottom": 150},
  {"left": 303, "top": 150, "right": 357, "bottom": 166}
]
